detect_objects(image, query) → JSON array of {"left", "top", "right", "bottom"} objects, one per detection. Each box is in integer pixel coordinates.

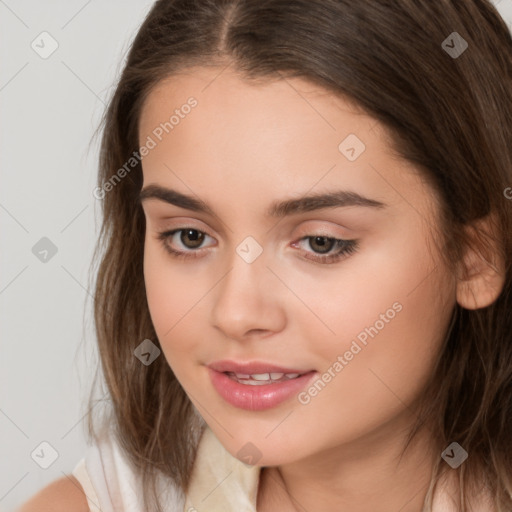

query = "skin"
[{"left": 138, "top": 65, "right": 464, "bottom": 512}]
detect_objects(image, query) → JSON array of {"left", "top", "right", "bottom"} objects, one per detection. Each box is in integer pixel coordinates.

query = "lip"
[{"left": 207, "top": 361, "right": 317, "bottom": 411}]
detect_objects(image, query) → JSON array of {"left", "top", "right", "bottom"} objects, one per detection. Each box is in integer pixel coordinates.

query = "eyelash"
[{"left": 156, "top": 228, "right": 359, "bottom": 264}]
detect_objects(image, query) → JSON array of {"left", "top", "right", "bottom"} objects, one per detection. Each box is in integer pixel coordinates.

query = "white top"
[
  {"left": 72, "top": 425, "right": 259, "bottom": 511},
  {"left": 72, "top": 425, "right": 495, "bottom": 511}
]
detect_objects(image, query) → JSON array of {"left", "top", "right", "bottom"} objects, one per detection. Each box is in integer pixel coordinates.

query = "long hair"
[{"left": 85, "top": 1, "right": 512, "bottom": 510}]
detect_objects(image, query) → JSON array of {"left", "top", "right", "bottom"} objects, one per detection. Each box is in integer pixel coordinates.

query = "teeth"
[
  {"left": 226, "top": 371, "right": 303, "bottom": 385},
  {"left": 251, "top": 373, "right": 271, "bottom": 380}
]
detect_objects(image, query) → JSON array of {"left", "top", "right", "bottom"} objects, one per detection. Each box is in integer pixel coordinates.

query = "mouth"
[{"left": 206, "top": 360, "right": 317, "bottom": 411}]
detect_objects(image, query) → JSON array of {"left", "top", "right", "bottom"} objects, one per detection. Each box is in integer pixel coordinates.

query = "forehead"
[
  {"left": 137, "top": 66, "right": 435, "bottom": 221},
  {"left": 139, "top": 66, "right": 378, "bottom": 154}
]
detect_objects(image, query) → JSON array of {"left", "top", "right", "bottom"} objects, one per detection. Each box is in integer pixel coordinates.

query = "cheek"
[
  {"left": 279, "top": 224, "right": 448, "bottom": 359},
  {"left": 292, "top": 229, "right": 454, "bottom": 436},
  {"left": 296, "top": 281, "right": 450, "bottom": 451},
  {"left": 143, "top": 240, "right": 207, "bottom": 359}
]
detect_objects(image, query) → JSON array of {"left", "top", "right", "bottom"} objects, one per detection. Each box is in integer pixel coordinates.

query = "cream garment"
[{"left": 72, "top": 424, "right": 495, "bottom": 512}]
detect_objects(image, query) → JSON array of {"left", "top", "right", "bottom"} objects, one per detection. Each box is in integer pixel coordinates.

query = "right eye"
[{"left": 156, "top": 228, "right": 216, "bottom": 260}]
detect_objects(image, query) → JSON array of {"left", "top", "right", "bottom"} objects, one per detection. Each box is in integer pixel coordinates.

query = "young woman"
[{"left": 19, "top": 1, "right": 512, "bottom": 511}]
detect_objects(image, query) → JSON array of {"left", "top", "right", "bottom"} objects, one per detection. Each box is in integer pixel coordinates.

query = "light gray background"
[{"left": 1, "top": 1, "right": 512, "bottom": 510}]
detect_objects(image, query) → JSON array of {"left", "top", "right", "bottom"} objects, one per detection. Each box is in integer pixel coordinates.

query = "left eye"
[
  {"left": 292, "top": 235, "right": 358, "bottom": 263},
  {"left": 156, "top": 228, "right": 358, "bottom": 264}
]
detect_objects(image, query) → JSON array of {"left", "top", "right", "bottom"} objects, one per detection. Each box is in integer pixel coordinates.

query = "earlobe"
[{"left": 455, "top": 215, "right": 505, "bottom": 310}]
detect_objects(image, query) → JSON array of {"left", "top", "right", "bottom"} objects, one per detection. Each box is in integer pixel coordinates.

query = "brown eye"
[
  {"left": 180, "top": 229, "right": 205, "bottom": 249},
  {"left": 156, "top": 227, "right": 214, "bottom": 260},
  {"left": 293, "top": 234, "right": 359, "bottom": 264},
  {"left": 307, "top": 236, "right": 336, "bottom": 254}
]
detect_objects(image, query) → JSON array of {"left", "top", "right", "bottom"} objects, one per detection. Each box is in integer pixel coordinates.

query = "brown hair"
[{"left": 85, "top": 1, "right": 512, "bottom": 510}]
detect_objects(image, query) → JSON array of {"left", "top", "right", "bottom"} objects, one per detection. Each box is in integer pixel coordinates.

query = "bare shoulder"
[{"left": 16, "top": 474, "right": 89, "bottom": 512}]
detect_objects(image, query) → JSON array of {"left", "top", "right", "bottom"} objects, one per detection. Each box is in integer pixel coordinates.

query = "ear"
[{"left": 455, "top": 214, "right": 505, "bottom": 310}]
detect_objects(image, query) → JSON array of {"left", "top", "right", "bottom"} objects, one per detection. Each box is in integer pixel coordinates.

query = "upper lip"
[{"left": 207, "top": 360, "right": 314, "bottom": 375}]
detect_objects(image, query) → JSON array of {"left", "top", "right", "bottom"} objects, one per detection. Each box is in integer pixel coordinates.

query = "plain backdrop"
[{"left": 1, "top": 1, "right": 512, "bottom": 510}]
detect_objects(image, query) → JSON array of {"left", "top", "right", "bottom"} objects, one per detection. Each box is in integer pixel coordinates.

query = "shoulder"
[
  {"left": 432, "top": 469, "right": 498, "bottom": 512},
  {"left": 16, "top": 474, "right": 89, "bottom": 512}
]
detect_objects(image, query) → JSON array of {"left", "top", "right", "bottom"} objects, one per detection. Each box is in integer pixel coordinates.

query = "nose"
[{"left": 211, "top": 246, "right": 286, "bottom": 341}]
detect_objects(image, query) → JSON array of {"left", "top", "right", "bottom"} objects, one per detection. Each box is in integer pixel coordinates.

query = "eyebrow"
[{"left": 138, "top": 184, "right": 387, "bottom": 217}]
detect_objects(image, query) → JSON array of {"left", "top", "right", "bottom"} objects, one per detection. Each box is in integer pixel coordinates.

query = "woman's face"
[{"left": 138, "top": 66, "right": 457, "bottom": 466}]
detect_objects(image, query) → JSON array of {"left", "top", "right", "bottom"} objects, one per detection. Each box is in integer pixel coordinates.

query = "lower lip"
[{"left": 208, "top": 368, "right": 317, "bottom": 411}]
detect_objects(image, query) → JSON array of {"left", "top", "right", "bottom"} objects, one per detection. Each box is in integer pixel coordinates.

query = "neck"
[{"left": 257, "top": 411, "right": 440, "bottom": 512}]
